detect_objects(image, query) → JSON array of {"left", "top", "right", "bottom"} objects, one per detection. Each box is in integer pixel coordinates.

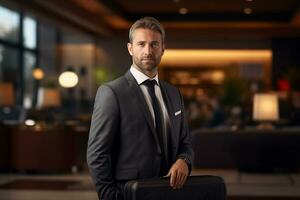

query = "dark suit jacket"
[{"left": 87, "top": 70, "right": 194, "bottom": 200}]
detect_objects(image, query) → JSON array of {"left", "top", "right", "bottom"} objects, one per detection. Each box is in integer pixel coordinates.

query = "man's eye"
[{"left": 152, "top": 43, "right": 159, "bottom": 48}]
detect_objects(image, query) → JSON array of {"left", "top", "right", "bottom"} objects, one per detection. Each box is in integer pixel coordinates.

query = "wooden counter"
[{"left": 10, "top": 125, "right": 76, "bottom": 173}]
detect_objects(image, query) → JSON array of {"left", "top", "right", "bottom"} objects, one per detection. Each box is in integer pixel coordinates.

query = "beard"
[{"left": 133, "top": 54, "right": 161, "bottom": 73}]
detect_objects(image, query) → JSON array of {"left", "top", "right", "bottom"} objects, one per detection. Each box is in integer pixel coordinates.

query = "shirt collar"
[{"left": 130, "top": 65, "right": 159, "bottom": 85}]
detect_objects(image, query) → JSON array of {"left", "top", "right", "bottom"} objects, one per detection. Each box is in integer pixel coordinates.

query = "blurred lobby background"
[{"left": 1, "top": 0, "right": 300, "bottom": 199}]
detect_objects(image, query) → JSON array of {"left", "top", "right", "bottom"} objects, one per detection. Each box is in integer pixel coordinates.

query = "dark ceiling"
[
  {"left": 6, "top": 0, "right": 300, "bottom": 37},
  {"left": 103, "top": 0, "right": 298, "bottom": 22}
]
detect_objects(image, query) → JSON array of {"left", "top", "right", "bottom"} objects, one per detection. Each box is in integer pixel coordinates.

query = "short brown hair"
[{"left": 129, "top": 17, "right": 165, "bottom": 44}]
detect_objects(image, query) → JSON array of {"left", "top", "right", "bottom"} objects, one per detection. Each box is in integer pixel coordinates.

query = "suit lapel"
[{"left": 124, "top": 71, "right": 161, "bottom": 153}]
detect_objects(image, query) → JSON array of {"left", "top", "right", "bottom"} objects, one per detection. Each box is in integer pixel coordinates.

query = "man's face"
[{"left": 127, "top": 28, "right": 165, "bottom": 74}]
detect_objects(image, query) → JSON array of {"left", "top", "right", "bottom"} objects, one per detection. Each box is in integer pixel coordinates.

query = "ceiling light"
[
  {"left": 179, "top": 8, "right": 188, "bottom": 15},
  {"left": 161, "top": 49, "right": 272, "bottom": 67},
  {"left": 58, "top": 71, "right": 79, "bottom": 88},
  {"left": 244, "top": 7, "right": 252, "bottom": 14},
  {"left": 246, "top": 0, "right": 253, "bottom": 2},
  {"left": 174, "top": 0, "right": 181, "bottom": 3}
]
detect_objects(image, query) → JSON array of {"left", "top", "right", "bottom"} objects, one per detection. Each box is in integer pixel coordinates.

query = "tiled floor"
[
  {"left": 0, "top": 173, "right": 98, "bottom": 200},
  {"left": 0, "top": 169, "right": 300, "bottom": 200}
]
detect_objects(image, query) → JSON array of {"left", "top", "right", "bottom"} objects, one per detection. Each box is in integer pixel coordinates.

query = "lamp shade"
[
  {"left": 37, "top": 88, "right": 61, "bottom": 108},
  {"left": 253, "top": 93, "right": 279, "bottom": 121},
  {"left": 0, "top": 83, "right": 14, "bottom": 106}
]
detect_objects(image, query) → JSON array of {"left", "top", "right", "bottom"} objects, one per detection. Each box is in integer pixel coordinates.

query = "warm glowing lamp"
[
  {"left": 37, "top": 88, "right": 61, "bottom": 108},
  {"left": 32, "top": 68, "right": 44, "bottom": 80},
  {"left": 0, "top": 83, "right": 14, "bottom": 106},
  {"left": 253, "top": 93, "right": 279, "bottom": 129},
  {"left": 211, "top": 71, "right": 225, "bottom": 83},
  {"left": 58, "top": 71, "right": 79, "bottom": 88}
]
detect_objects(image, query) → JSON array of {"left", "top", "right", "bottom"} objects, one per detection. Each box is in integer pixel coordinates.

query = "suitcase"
[{"left": 123, "top": 175, "right": 226, "bottom": 200}]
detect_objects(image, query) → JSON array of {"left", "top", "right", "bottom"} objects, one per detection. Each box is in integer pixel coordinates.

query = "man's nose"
[{"left": 144, "top": 44, "right": 153, "bottom": 55}]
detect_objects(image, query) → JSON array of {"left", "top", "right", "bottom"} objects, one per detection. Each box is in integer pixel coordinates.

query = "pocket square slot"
[{"left": 175, "top": 110, "right": 181, "bottom": 116}]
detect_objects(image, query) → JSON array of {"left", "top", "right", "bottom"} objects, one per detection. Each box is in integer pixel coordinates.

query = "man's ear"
[{"left": 127, "top": 42, "right": 133, "bottom": 56}]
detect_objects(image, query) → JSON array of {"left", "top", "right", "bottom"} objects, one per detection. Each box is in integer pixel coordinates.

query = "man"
[{"left": 87, "top": 17, "right": 194, "bottom": 200}]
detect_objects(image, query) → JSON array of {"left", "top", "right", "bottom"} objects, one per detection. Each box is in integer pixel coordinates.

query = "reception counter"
[{"left": 191, "top": 128, "right": 300, "bottom": 173}]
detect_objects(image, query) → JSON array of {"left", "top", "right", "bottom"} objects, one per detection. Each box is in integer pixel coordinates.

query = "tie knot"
[{"left": 143, "top": 79, "right": 157, "bottom": 90}]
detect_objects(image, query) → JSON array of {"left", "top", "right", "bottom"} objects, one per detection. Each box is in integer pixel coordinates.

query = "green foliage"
[
  {"left": 94, "top": 67, "right": 118, "bottom": 85},
  {"left": 220, "top": 77, "right": 247, "bottom": 106},
  {"left": 43, "top": 79, "right": 56, "bottom": 88}
]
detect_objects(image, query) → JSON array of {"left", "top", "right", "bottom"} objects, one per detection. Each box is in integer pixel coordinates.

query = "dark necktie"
[{"left": 143, "top": 79, "right": 168, "bottom": 175}]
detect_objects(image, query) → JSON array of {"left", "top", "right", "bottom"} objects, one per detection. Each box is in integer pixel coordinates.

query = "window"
[
  {"left": 0, "top": 5, "right": 20, "bottom": 43},
  {"left": 0, "top": 45, "right": 19, "bottom": 82},
  {"left": 0, "top": 4, "right": 38, "bottom": 108},
  {"left": 23, "top": 16, "right": 37, "bottom": 49}
]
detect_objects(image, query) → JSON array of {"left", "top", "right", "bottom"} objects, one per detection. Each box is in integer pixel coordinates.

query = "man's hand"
[{"left": 166, "top": 158, "right": 189, "bottom": 189}]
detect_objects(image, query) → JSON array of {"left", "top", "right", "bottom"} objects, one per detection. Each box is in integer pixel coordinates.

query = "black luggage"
[{"left": 123, "top": 175, "right": 226, "bottom": 200}]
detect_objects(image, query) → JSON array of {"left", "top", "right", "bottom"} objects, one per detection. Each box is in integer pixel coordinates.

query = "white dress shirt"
[{"left": 130, "top": 66, "right": 171, "bottom": 145}]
